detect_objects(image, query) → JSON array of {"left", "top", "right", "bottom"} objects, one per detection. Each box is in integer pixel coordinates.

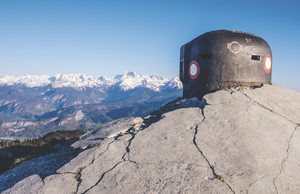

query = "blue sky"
[{"left": 0, "top": 0, "right": 299, "bottom": 91}]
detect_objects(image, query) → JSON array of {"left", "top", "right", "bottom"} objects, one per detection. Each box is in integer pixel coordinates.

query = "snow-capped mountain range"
[
  {"left": 0, "top": 70, "right": 183, "bottom": 132},
  {"left": 0, "top": 71, "right": 182, "bottom": 92}
]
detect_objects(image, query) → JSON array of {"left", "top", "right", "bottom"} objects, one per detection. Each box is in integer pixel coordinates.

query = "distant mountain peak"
[{"left": 123, "top": 70, "right": 137, "bottom": 77}]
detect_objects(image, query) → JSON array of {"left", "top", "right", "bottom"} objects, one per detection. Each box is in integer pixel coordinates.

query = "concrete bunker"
[{"left": 180, "top": 30, "right": 272, "bottom": 99}]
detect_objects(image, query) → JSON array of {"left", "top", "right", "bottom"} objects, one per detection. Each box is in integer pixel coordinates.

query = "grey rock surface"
[
  {"left": 0, "top": 146, "right": 77, "bottom": 192},
  {"left": 71, "top": 117, "right": 143, "bottom": 149},
  {"left": 57, "top": 138, "right": 114, "bottom": 174},
  {"left": 197, "top": 85, "right": 300, "bottom": 193},
  {"left": 39, "top": 174, "right": 78, "bottom": 194},
  {"left": 2, "top": 174, "right": 43, "bottom": 194},
  {"left": 1, "top": 84, "right": 300, "bottom": 193}
]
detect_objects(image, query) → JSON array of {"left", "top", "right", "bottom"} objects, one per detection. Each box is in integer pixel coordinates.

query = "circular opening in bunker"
[
  {"left": 190, "top": 64, "right": 197, "bottom": 76},
  {"left": 264, "top": 55, "right": 272, "bottom": 73},
  {"left": 189, "top": 61, "right": 200, "bottom": 79}
]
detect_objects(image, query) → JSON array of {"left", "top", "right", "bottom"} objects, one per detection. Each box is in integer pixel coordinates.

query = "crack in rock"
[
  {"left": 38, "top": 178, "right": 46, "bottom": 193},
  {"left": 75, "top": 167, "right": 85, "bottom": 194},
  {"left": 193, "top": 109, "right": 236, "bottom": 193},
  {"left": 82, "top": 161, "right": 124, "bottom": 193},
  {"left": 59, "top": 138, "right": 118, "bottom": 193},
  {"left": 122, "top": 130, "right": 137, "bottom": 163},
  {"left": 121, "top": 124, "right": 150, "bottom": 165},
  {"left": 80, "top": 127, "right": 142, "bottom": 193},
  {"left": 272, "top": 125, "right": 299, "bottom": 193},
  {"left": 241, "top": 91, "right": 299, "bottom": 125},
  {"left": 246, "top": 178, "right": 258, "bottom": 194}
]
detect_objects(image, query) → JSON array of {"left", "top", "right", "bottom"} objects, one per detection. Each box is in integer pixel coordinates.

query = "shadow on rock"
[{"left": 0, "top": 140, "right": 80, "bottom": 192}]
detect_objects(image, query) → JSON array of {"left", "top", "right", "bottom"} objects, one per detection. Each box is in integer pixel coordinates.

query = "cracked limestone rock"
[
  {"left": 1, "top": 84, "right": 300, "bottom": 194},
  {"left": 1, "top": 174, "right": 43, "bottom": 194},
  {"left": 39, "top": 174, "right": 78, "bottom": 194},
  {"left": 196, "top": 85, "right": 300, "bottom": 193},
  {"left": 71, "top": 117, "right": 143, "bottom": 149},
  {"left": 0, "top": 146, "right": 76, "bottom": 193}
]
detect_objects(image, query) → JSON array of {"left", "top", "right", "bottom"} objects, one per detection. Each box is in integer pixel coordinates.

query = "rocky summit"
[{"left": 1, "top": 84, "right": 300, "bottom": 193}]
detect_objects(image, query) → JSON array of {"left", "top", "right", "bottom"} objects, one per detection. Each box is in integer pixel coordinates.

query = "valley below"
[{"left": 0, "top": 71, "right": 182, "bottom": 139}]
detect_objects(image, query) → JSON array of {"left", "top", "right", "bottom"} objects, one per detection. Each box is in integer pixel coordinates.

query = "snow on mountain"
[
  {"left": 163, "top": 77, "right": 182, "bottom": 89},
  {"left": 0, "top": 71, "right": 182, "bottom": 92},
  {"left": 51, "top": 73, "right": 105, "bottom": 88},
  {"left": 117, "top": 71, "right": 170, "bottom": 91},
  {"left": 0, "top": 75, "right": 51, "bottom": 87}
]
